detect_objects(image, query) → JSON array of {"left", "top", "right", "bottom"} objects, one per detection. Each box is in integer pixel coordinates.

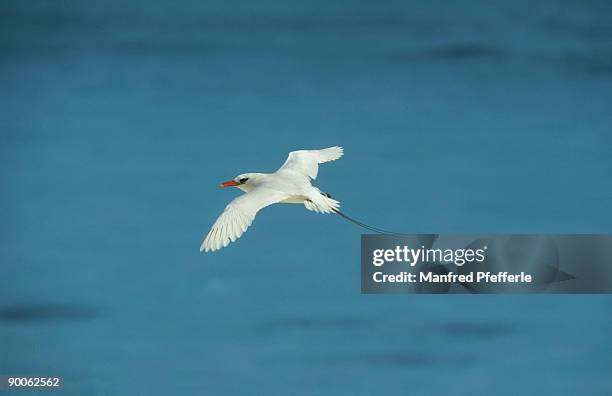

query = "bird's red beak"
[{"left": 220, "top": 179, "right": 240, "bottom": 188}]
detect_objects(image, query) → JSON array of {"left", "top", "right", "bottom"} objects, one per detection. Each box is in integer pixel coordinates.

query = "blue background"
[{"left": 1, "top": 1, "right": 611, "bottom": 394}]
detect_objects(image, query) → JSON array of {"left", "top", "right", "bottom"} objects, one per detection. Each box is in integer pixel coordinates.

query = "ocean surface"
[{"left": 1, "top": 1, "right": 611, "bottom": 395}]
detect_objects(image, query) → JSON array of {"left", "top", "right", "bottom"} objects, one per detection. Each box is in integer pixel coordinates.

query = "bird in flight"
[{"left": 200, "top": 146, "right": 343, "bottom": 252}]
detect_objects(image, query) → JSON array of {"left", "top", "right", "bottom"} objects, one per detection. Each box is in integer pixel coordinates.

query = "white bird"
[{"left": 200, "top": 146, "right": 343, "bottom": 252}]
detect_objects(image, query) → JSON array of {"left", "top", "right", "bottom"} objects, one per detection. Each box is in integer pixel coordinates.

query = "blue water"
[{"left": 1, "top": 1, "right": 611, "bottom": 395}]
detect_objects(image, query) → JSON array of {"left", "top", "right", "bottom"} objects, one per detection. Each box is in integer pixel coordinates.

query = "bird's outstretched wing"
[
  {"left": 201, "top": 188, "right": 289, "bottom": 252},
  {"left": 277, "top": 146, "right": 343, "bottom": 180}
]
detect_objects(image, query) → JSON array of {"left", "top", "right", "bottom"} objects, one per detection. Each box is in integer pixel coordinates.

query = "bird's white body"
[{"left": 201, "top": 147, "right": 343, "bottom": 252}]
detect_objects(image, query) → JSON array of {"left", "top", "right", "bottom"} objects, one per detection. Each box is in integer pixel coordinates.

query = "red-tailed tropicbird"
[{"left": 200, "top": 146, "right": 343, "bottom": 252}]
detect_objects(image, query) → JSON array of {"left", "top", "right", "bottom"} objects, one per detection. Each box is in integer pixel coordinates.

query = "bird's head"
[{"left": 219, "top": 173, "right": 259, "bottom": 192}]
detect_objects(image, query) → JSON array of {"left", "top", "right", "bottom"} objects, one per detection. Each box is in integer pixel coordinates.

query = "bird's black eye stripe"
[{"left": 239, "top": 177, "right": 249, "bottom": 184}]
